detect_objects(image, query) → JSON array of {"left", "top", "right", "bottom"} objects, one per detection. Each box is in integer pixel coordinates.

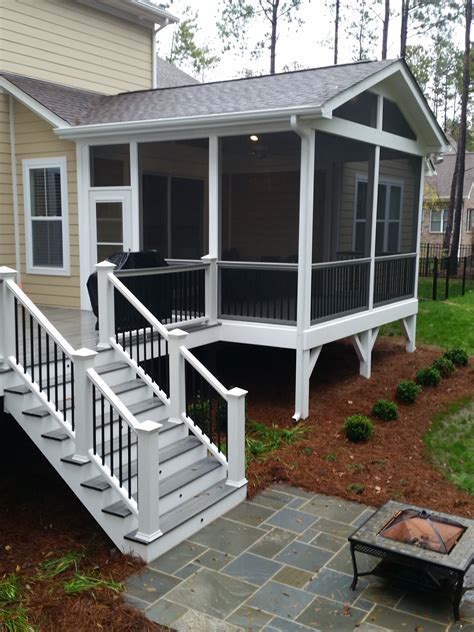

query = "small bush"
[
  {"left": 372, "top": 399, "right": 398, "bottom": 421},
  {"left": 432, "top": 356, "right": 455, "bottom": 378},
  {"left": 343, "top": 414, "right": 374, "bottom": 442},
  {"left": 416, "top": 366, "right": 441, "bottom": 387},
  {"left": 396, "top": 380, "right": 421, "bottom": 404},
  {"left": 443, "top": 348, "right": 469, "bottom": 367},
  {"left": 347, "top": 483, "right": 365, "bottom": 495}
]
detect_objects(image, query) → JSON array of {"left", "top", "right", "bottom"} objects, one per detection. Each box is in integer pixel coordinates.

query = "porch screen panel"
[{"left": 90, "top": 144, "right": 131, "bottom": 187}]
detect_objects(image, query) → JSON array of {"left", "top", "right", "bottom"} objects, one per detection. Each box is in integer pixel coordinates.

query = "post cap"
[
  {"left": 71, "top": 347, "right": 98, "bottom": 360},
  {"left": 168, "top": 328, "right": 189, "bottom": 340},
  {"left": 136, "top": 420, "right": 162, "bottom": 434},
  {"left": 201, "top": 254, "right": 217, "bottom": 262},
  {"left": 227, "top": 386, "right": 248, "bottom": 399},
  {"left": 95, "top": 261, "right": 116, "bottom": 271},
  {"left": 0, "top": 266, "right": 17, "bottom": 278}
]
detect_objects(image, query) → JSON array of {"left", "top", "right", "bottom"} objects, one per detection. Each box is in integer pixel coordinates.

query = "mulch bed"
[{"left": 223, "top": 337, "right": 474, "bottom": 517}]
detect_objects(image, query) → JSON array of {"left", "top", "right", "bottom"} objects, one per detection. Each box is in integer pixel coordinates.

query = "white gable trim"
[{"left": 0, "top": 78, "right": 70, "bottom": 129}]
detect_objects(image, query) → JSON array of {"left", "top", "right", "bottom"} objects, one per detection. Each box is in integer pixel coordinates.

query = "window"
[
  {"left": 90, "top": 144, "right": 130, "bottom": 187},
  {"left": 466, "top": 208, "right": 473, "bottom": 232},
  {"left": 430, "top": 209, "right": 448, "bottom": 233},
  {"left": 354, "top": 177, "right": 403, "bottom": 255},
  {"left": 23, "top": 157, "right": 69, "bottom": 275},
  {"left": 333, "top": 92, "right": 378, "bottom": 128},
  {"left": 382, "top": 99, "right": 417, "bottom": 140}
]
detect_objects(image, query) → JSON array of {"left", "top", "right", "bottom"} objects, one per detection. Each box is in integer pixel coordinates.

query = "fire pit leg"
[
  {"left": 453, "top": 574, "right": 464, "bottom": 621},
  {"left": 350, "top": 543, "right": 359, "bottom": 590}
]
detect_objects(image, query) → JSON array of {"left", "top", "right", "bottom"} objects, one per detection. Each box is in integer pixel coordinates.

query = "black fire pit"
[{"left": 348, "top": 501, "right": 474, "bottom": 621}]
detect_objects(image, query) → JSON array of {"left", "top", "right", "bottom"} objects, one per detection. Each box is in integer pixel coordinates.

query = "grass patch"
[
  {"left": 424, "top": 398, "right": 474, "bottom": 495},
  {"left": 0, "top": 575, "right": 33, "bottom": 632},
  {"left": 63, "top": 573, "right": 123, "bottom": 595},
  {"left": 245, "top": 421, "right": 306, "bottom": 463},
  {"left": 36, "top": 552, "right": 83, "bottom": 580},
  {"left": 381, "top": 285, "right": 474, "bottom": 355}
]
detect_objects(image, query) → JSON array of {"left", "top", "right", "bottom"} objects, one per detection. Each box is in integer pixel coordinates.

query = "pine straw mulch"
[
  {"left": 0, "top": 419, "right": 168, "bottom": 632},
  {"left": 213, "top": 337, "right": 474, "bottom": 517}
]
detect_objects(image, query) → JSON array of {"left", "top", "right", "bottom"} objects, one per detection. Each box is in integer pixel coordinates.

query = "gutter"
[
  {"left": 9, "top": 96, "right": 21, "bottom": 281},
  {"left": 55, "top": 105, "right": 325, "bottom": 140}
]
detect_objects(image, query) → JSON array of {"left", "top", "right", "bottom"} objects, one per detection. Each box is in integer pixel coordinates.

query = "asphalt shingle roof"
[
  {"left": 1, "top": 59, "right": 397, "bottom": 127},
  {"left": 426, "top": 152, "right": 474, "bottom": 198},
  {"left": 155, "top": 57, "right": 199, "bottom": 89}
]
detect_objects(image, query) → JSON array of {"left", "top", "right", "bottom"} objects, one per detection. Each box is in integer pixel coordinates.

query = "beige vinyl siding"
[
  {"left": 0, "top": 94, "right": 15, "bottom": 268},
  {"left": 14, "top": 102, "right": 80, "bottom": 308},
  {"left": 0, "top": 0, "right": 153, "bottom": 94}
]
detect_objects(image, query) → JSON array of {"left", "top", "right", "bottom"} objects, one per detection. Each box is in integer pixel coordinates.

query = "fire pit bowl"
[{"left": 349, "top": 501, "right": 474, "bottom": 621}]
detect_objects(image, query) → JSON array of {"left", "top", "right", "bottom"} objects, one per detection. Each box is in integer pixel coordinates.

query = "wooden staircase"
[{"left": 0, "top": 265, "right": 247, "bottom": 562}]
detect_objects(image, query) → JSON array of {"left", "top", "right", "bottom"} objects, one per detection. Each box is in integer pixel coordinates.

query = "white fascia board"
[
  {"left": 55, "top": 104, "right": 324, "bottom": 140},
  {"left": 0, "top": 78, "right": 70, "bottom": 129},
  {"left": 74, "top": 0, "right": 178, "bottom": 28}
]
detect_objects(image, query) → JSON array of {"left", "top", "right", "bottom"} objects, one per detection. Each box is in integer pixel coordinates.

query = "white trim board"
[{"left": 0, "top": 78, "right": 69, "bottom": 129}]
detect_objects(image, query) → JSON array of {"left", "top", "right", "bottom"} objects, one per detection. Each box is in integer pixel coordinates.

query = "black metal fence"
[
  {"left": 418, "top": 255, "right": 474, "bottom": 300},
  {"left": 420, "top": 243, "right": 473, "bottom": 260}
]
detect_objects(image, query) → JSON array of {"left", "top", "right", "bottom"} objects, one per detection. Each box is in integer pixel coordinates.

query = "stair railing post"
[
  {"left": 0, "top": 267, "right": 17, "bottom": 370},
  {"left": 135, "top": 420, "right": 162, "bottom": 543},
  {"left": 225, "top": 386, "right": 248, "bottom": 488},
  {"left": 167, "top": 329, "right": 188, "bottom": 423},
  {"left": 201, "top": 254, "right": 218, "bottom": 323},
  {"left": 96, "top": 261, "right": 116, "bottom": 349},
  {"left": 71, "top": 348, "right": 98, "bottom": 463}
]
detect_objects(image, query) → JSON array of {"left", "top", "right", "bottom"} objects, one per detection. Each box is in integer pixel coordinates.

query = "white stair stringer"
[{"left": 3, "top": 344, "right": 247, "bottom": 563}]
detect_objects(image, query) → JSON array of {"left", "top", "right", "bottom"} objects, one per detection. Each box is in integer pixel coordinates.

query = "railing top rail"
[
  {"left": 375, "top": 252, "right": 417, "bottom": 261},
  {"left": 115, "top": 263, "right": 209, "bottom": 278},
  {"left": 108, "top": 273, "right": 170, "bottom": 340},
  {"left": 6, "top": 278, "right": 75, "bottom": 359},
  {"left": 87, "top": 367, "right": 140, "bottom": 431},
  {"left": 218, "top": 260, "right": 298, "bottom": 271},
  {"left": 312, "top": 257, "right": 371, "bottom": 269},
  {"left": 180, "top": 346, "right": 229, "bottom": 401}
]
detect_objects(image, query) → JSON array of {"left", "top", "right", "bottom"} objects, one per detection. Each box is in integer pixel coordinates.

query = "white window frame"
[
  {"left": 23, "top": 156, "right": 70, "bottom": 276},
  {"left": 429, "top": 208, "right": 448, "bottom": 234},
  {"left": 466, "top": 208, "right": 473, "bottom": 232},
  {"left": 353, "top": 174, "right": 403, "bottom": 254}
]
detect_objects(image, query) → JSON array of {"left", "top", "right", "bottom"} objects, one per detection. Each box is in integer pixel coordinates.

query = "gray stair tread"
[
  {"left": 101, "top": 456, "right": 223, "bottom": 518},
  {"left": 6, "top": 361, "right": 129, "bottom": 397},
  {"left": 42, "top": 428, "right": 70, "bottom": 442},
  {"left": 23, "top": 378, "right": 147, "bottom": 417},
  {"left": 125, "top": 480, "right": 237, "bottom": 542},
  {"left": 96, "top": 419, "right": 179, "bottom": 459},
  {"left": 179, "top": 321, "right": 221, "bottom": 334}
]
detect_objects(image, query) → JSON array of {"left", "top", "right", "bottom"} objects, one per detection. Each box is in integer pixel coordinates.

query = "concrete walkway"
[{"left": 125, "top": 485, "right": 474, "bottom": 631}]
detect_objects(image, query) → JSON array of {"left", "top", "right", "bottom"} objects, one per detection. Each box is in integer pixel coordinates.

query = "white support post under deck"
[
  {"left": 96, "top": 261, "right": 116, "bottom": 349},
  {"left": 293, "top": 122, "right": 315, "bottom": 421},
  {"left": 0, "top": 267, "right": 17, "bottom": 370}
]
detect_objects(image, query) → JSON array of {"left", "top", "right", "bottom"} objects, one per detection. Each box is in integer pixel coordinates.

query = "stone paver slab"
[
  {"left": 248, "top": 581, "right": 314, "bottom": 620},
  {"left": 264, "top": 616, "right": 315, "bottom": 630},
  {"left": 174, "top": 562, "right": 200, "bottom": 579},
  {"left": 196, "top": 548, "right": 234, "bottom": 570},
  {"left": 249, "top": 528, "right": 295, "bottom": 558},
  {"left": 275, "top": 540, "right": 333, "bottom": 573},
  {"left": 266, "top": 507, "right": 318, "bottom": 533},
  {"left": 174, "top": 608, "right": 242, "bottom": 631},
  {"left": 360, "top": 579, "right": 406, "bottom": 608},
  {"left": 189, "top": 517, "right": 265, "bottom": 556},
  {"left": 300, "top": 494, "right": 366, "bottom": 524},
  {"left": 125, "top": 568, "right": 181, "bottom": 603},
  {"left": 148, "top": 540, "right": 206, "bottom": 575},
  {"left": 396, "top": 590, "right": 456, "bottom": 624},
  {"left": 326, "top": 543, "right": 375, "bottom": 575},
  {"left": 297, "top": 527, "right": 320, "bottom": 543},
  {"left": 146, "top": 598, "right": 188, "bottom": 626},
  {"left": 252, "top": 489, "right": 294, "bottom": 510},
  {"left": 312, "top": 532, "right": 346, "bottom": 553},
  {"left": 166, "top": 567, "right": 255, "bottom": 620},
  {"left": 225, "top": 501, "right": 276, "bottom": 526},
  {"left": 296, "top": 595, "right": 366, "bottom": 631},
  {"left": 226, "top": 605, "right": 273, "bottom": 631},
  {"left": 305, "top": 567, "right": 367, "bottom": 604},
  {"left": 366, "top": 605, "right": 447, "bottom": 632},
  {"left": 311, "top": 517, "right": 354, "bottom": 539},
  {"left": 273, "top": 566, "right": 314, "bottom": 589},
  {"left": 222, "top": 552, "right": 281, "bottom": 585}
]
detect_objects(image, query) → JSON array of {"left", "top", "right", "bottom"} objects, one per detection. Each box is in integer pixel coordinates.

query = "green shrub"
[
  {"left": 432, "top": 356, "right": 455, "bottom": 378},
  {"left": 396, "top": 380, "right": 421, "bottom": 404},
  {"left": 347, "top": 482, "right": 365, "bottom": 495},
  {"left": 443, "top": 348, "right": 469, "bottom": 367},
  {"left": 343, "top": 414, "right": 374, "bottom": 442},
  {"left": 372, "top": 399, "right": 398, "bottom": 421},
  {"left": 416, "top": 367, "right": 441, "bottom": 387}
]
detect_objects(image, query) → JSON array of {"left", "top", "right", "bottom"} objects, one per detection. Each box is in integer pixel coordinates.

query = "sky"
[{"left": 156, "top": 0, "right": 465, "bottom": 83}]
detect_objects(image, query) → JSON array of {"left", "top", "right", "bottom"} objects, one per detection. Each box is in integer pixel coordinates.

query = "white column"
[
  {"left": 413, "top": 160, "right": 426, "bottom": 301},
  {"left": 201, "top": 254, "right": 218, "bottom": 323},
  {"left": 71, "top": 347, "right": 98, "bottom": 463},
  {"left": 293, "top": 124, "right": 316, "bottom": 420},
  {"left": 96, "top": 261, "right": 116, "bottom": 349},
  {"left": 130, "top": 141, "right": 141, "bottom": 251},
  {"left": 208, "top": 135, "right": 219, "bottom": 258},
  {"left": 0, "top": 267, "right": 17, "bottom": 369},
  {"left": 351, "top": 327, "right": 379, "bottom": 379},
  {"left": 167, "top": 329, "right": 188, "bottom": 422},
  {"left": 368, "top": 146, "right": 381, "bottom": 310},
  {"left": 226, "top": 386, "right": 247, "bottom": 488},
  {"left": 135, "top": 419, "right": 162, "bottom": 542}
]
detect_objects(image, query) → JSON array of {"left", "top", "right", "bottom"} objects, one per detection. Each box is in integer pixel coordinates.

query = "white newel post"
[
  {"left": 135, "top": 420, "right": 162, "bottom": 542},
  {"left": 201, "top": 255, "right": 218, "bottom": 323},
  {"left": 96, "top": 261, "right": 116, "bottom": 349},
  {"left": 0, "top": 267, "right": 17, "bottom": 370},
  {"left": 167, "top": 329, "right": 188, "bottom": 422},
  {"left": 71, "top": 348, "right": 98, "bottom": 463},
  {"left": 226, "top": 386, "right": 248, "bottom": 488}
]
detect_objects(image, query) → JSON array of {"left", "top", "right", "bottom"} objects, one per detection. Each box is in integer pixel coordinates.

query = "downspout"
[
  {"left": 290, "top": 115, "right": 315, "bottom": 421},
  {"left": 9, "top": 96, "right": 21, "bottom": 281}
]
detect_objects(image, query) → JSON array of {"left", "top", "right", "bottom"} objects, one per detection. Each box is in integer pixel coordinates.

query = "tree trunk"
[
  {"left": 334, "top": 0, "right": 340, "bottom": 64},
  {"left": 269, "top": 0, "right": 279, "bottom": 74},
  {"left": 448, "top": 0, "right": 471, "bottom": 264},
  {"left": 400, "top": 0, "right": 409, "bottom": 58},
  {"left": 382, "top": 0, "right": 390, "bottom": 59},
  {"left": 443, "top": 149, "right": 460, "bottom": 250}
]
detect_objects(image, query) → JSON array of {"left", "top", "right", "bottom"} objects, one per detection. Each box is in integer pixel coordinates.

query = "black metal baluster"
[
  {"left": 54, "top": 343, "right": 58, "bottom": 408},
  {"left": 21, "top": 305, "right": 26, "bottom": 372},
  {"left": 92, "top": 385, "right": 97, "bottom": 454},
  {"left": 110, "top": 404, "right": 114, "bottom": 477},
  {"left": 14, "top": 298, "right": 19, "bottom": 362},
  {"left": 29, "top": 315, "right": 34, "bottom": 381},
  {"left": 45, "top": 333, "right": 51, "bottom": 402},
  {"left": 127, "top": 424, "right": 132, "bottom": 498},
  {"left": 62, "top": 352, "right": 67, "bottom": 421},
  {"left": 70, "top": 363, "right": 75, "bottom": 431},
  {"left": 119, "top": 415, "right": 123, "bottom": 487},
  {"left": 101, "top": 394, "right": 105, "bottom": 464}
]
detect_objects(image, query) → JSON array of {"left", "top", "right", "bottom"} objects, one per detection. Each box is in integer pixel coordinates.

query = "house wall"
[
  {"left": 0, "top": 94, "right": 15, "bottom": 269},
  {"left": 0, "top": 0, "right": 153, "bottom": 94},
  {"left": 420, "top": 202, "right": 474, "bottom": 250},
  {"left": 14, "top": 101, "right": 80, "bottom": 308}
]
